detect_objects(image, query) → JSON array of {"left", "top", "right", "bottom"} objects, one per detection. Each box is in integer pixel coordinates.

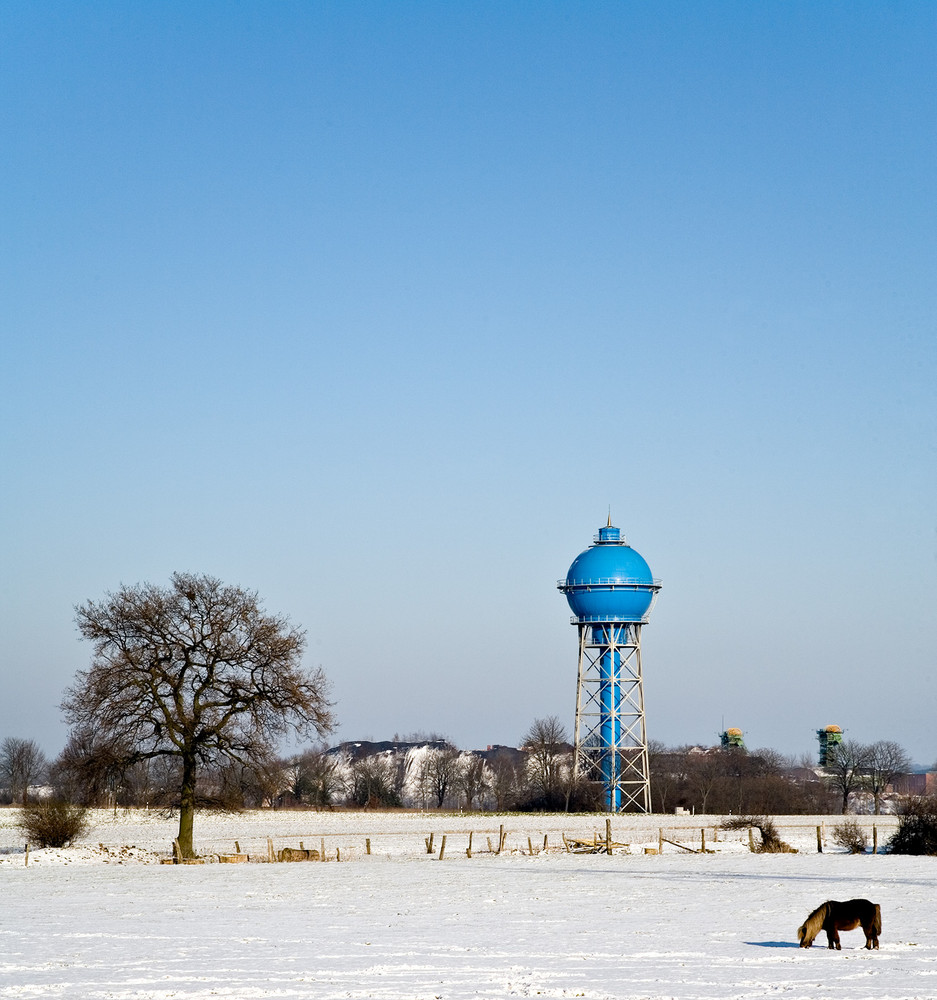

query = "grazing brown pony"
[{"left": 797, "top": 899, "right": 881, "bottom": 950}]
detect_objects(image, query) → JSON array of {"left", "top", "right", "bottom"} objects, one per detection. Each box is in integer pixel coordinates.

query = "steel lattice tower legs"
[{"left": 573, "top": 622, "right": 651, "bottom": 812}]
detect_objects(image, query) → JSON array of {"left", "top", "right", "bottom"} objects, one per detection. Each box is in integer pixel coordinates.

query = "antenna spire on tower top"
[{"left": 607, "top": 507, "right": 612, "bottom": 527}]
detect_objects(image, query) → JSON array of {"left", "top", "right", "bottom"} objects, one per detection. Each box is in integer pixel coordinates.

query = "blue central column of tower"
[{"left": 597, "top": 623, "right": 625, "bottom": 810}]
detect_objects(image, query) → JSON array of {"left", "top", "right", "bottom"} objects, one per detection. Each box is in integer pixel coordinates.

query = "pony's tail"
[{"left": 873, "top": 904, "right": 882, "bottom": 937}]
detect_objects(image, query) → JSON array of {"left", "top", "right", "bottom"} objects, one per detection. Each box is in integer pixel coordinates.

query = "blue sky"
[{"left": 2, "top": 2, "right": 935, "bottom": 767}]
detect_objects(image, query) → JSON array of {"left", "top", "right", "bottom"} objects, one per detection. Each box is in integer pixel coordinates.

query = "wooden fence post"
[
  {"left": 658, "top": 828, "right": 663, "bottom": 854},
  {"left": 235, "top": 840, "right": 241, "bottom": 854},
  {"left": 873, "top": 825, "right": 878, "bottom": 855},
  {"left": 748, "top": 827, "right": 755, "bottom": 852},
  {"left": 24, "top": 844, "right": 29, "bottom": 867},
  {"left": 497, "top": 825, "right": 504, "bottom": 855},
  {"left": 366, "top": 838, "right": 371, "bottom": 855},
  {"left": 321, "top": 838, "right": 325, "bottom": 861},
  {"left": 438, "top": 836, "right": 446, "bottom": 860},
  {"left": 267, "top": 837, "right": 275, "bottom": 863},
  {"left": 606, "top": 819, "right": 612, "bottom": 855},
  {"left": 701, "top": 828, "right": 706, "bottom": 853},
  {"left": 816, "top": 826, "right": 823, "bottom": 854},
  {"left": 466, "top": 831, "right": 473, "bottom": 858},
  {"left": 543, "top": 834, "right": 548, "bottom": 852}
]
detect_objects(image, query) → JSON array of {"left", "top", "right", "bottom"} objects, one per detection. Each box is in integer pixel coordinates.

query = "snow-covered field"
[{"left": 1, "top": 808, "right": 934, "bottom": 999}]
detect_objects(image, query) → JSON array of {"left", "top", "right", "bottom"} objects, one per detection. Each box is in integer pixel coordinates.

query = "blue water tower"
[{"left": 558, "top": 518, "right": 661, "bottom": 812}]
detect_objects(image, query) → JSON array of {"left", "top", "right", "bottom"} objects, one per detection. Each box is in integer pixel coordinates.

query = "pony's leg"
[{"left": 827, "top": 929, "right": 841, "bottom": 950}]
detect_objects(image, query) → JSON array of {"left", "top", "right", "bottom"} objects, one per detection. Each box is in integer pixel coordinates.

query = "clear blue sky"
[{"left": 2, "top": 2, "right": 935, "bottom": 767}]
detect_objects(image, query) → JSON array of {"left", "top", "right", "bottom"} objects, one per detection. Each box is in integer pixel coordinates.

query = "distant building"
[
  {"left": 816, "top": 725, "right": 843, "bottom": 767},
  {"left": 720, "top": 728, "right": 745, "bottom": 750}
]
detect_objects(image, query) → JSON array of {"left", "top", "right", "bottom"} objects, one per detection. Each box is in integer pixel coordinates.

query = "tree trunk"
[{"left": 177, "top": 753, "right": 197, "bottom": 858}]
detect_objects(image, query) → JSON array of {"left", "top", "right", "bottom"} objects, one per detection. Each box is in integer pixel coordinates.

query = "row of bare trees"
[
  {"left": 647, "top": 743, "right": 833, "bottom": 815},
  {"left": 0, "top": 740, "right": 287, "bottom": 813},
  {"left": 278, "top": 716, "right": 601, "bottom": 812},
  {"left": 647, "top": 738, "right": 915, "bottom": 815},
  {"left": 0, "top": 718, "right": 571, "bottom": 813},
  {"left": 822, "top": 739, "right": 912, "bottom": 814},
  {"left": 3, "top": 728, "right": 921, "bottom": 817}
]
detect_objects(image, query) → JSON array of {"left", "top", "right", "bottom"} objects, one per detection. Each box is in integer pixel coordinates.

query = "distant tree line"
[
  {"left": 3, "top": 724, "right": 926, "bottom": 818},
  {"left": 648, "top": 743, "right": 832, "bottom": 815},
  {"left": 1, "top": 715, "right": 599, "bottom": 813},
  {"left": 647, "top": 738, "right": 915, "bottom": 816},
  {"left": 277, "top": 716, "right": 604, "bottom": 812}
]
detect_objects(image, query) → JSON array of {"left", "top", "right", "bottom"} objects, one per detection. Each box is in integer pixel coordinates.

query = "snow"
[{"left": 1, "top": 809, "right": 935, "bottom": 999}]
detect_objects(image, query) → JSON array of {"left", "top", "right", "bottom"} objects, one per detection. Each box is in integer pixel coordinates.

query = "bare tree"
[
  {"left": 0, "top": 737, "right": 48, "bottom": 805},
  {"left": 208, "top": 756, "right": 283, "bottom": 810},
  {"left": 456, "top": 753, "right": 488, "bottom": 810},
  {"left": 488, "top": 749, "right": 522, "bottom": 810},
  {"left": 824, "top": 740, "right": 872, "bottom": 814},
  {"left": 52, "top": 726, "right": 134, "bottom": 807},
  {"left": 419, "top": 744, "right": 462, "bottom": 808},
  {"left": 522, "top": 716, "right": 571, "bottom": 809},
  {"left": 348, "top": 754, "right": 400, "bottom": 808},
  {"left": 682, "top": 751, "right": 722, "bottom": 814},
  {"left": 730, "top": 749, "right": 808, "bottom": 816},
  {"left": 290, "top": 748, "right": 341, "bottom": 808},
  {"left": 865, "top": 740, "right": 912, "bottom": 815},
  {"left": 63, "top": 573, "right": 334, "bottom": 857},
  {"left": 647, "top": 740, "right": 682, "bottom": 813}
]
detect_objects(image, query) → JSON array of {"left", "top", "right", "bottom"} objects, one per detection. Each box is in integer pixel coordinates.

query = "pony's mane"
[{"left": 797, "top": 901, "right": 831, "bottom": 945}]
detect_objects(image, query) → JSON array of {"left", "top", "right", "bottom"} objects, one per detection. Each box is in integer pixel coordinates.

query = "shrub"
[
  {"left": 19, "top": 799, "right": 90, "bottom": 848},
  {"left": 832, "top": 818, "right": 868, "bottom": 854},
  {"left": 722, "top": 815, "right": 796, "bottom": 853},
  {"left": 887, "top": 796, "right": 937, "bottom": 855}
]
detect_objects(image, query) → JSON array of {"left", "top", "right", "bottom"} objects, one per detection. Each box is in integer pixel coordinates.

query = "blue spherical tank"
[{"left": 558, "top": 523, "right": 660, "bottom": 623}]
